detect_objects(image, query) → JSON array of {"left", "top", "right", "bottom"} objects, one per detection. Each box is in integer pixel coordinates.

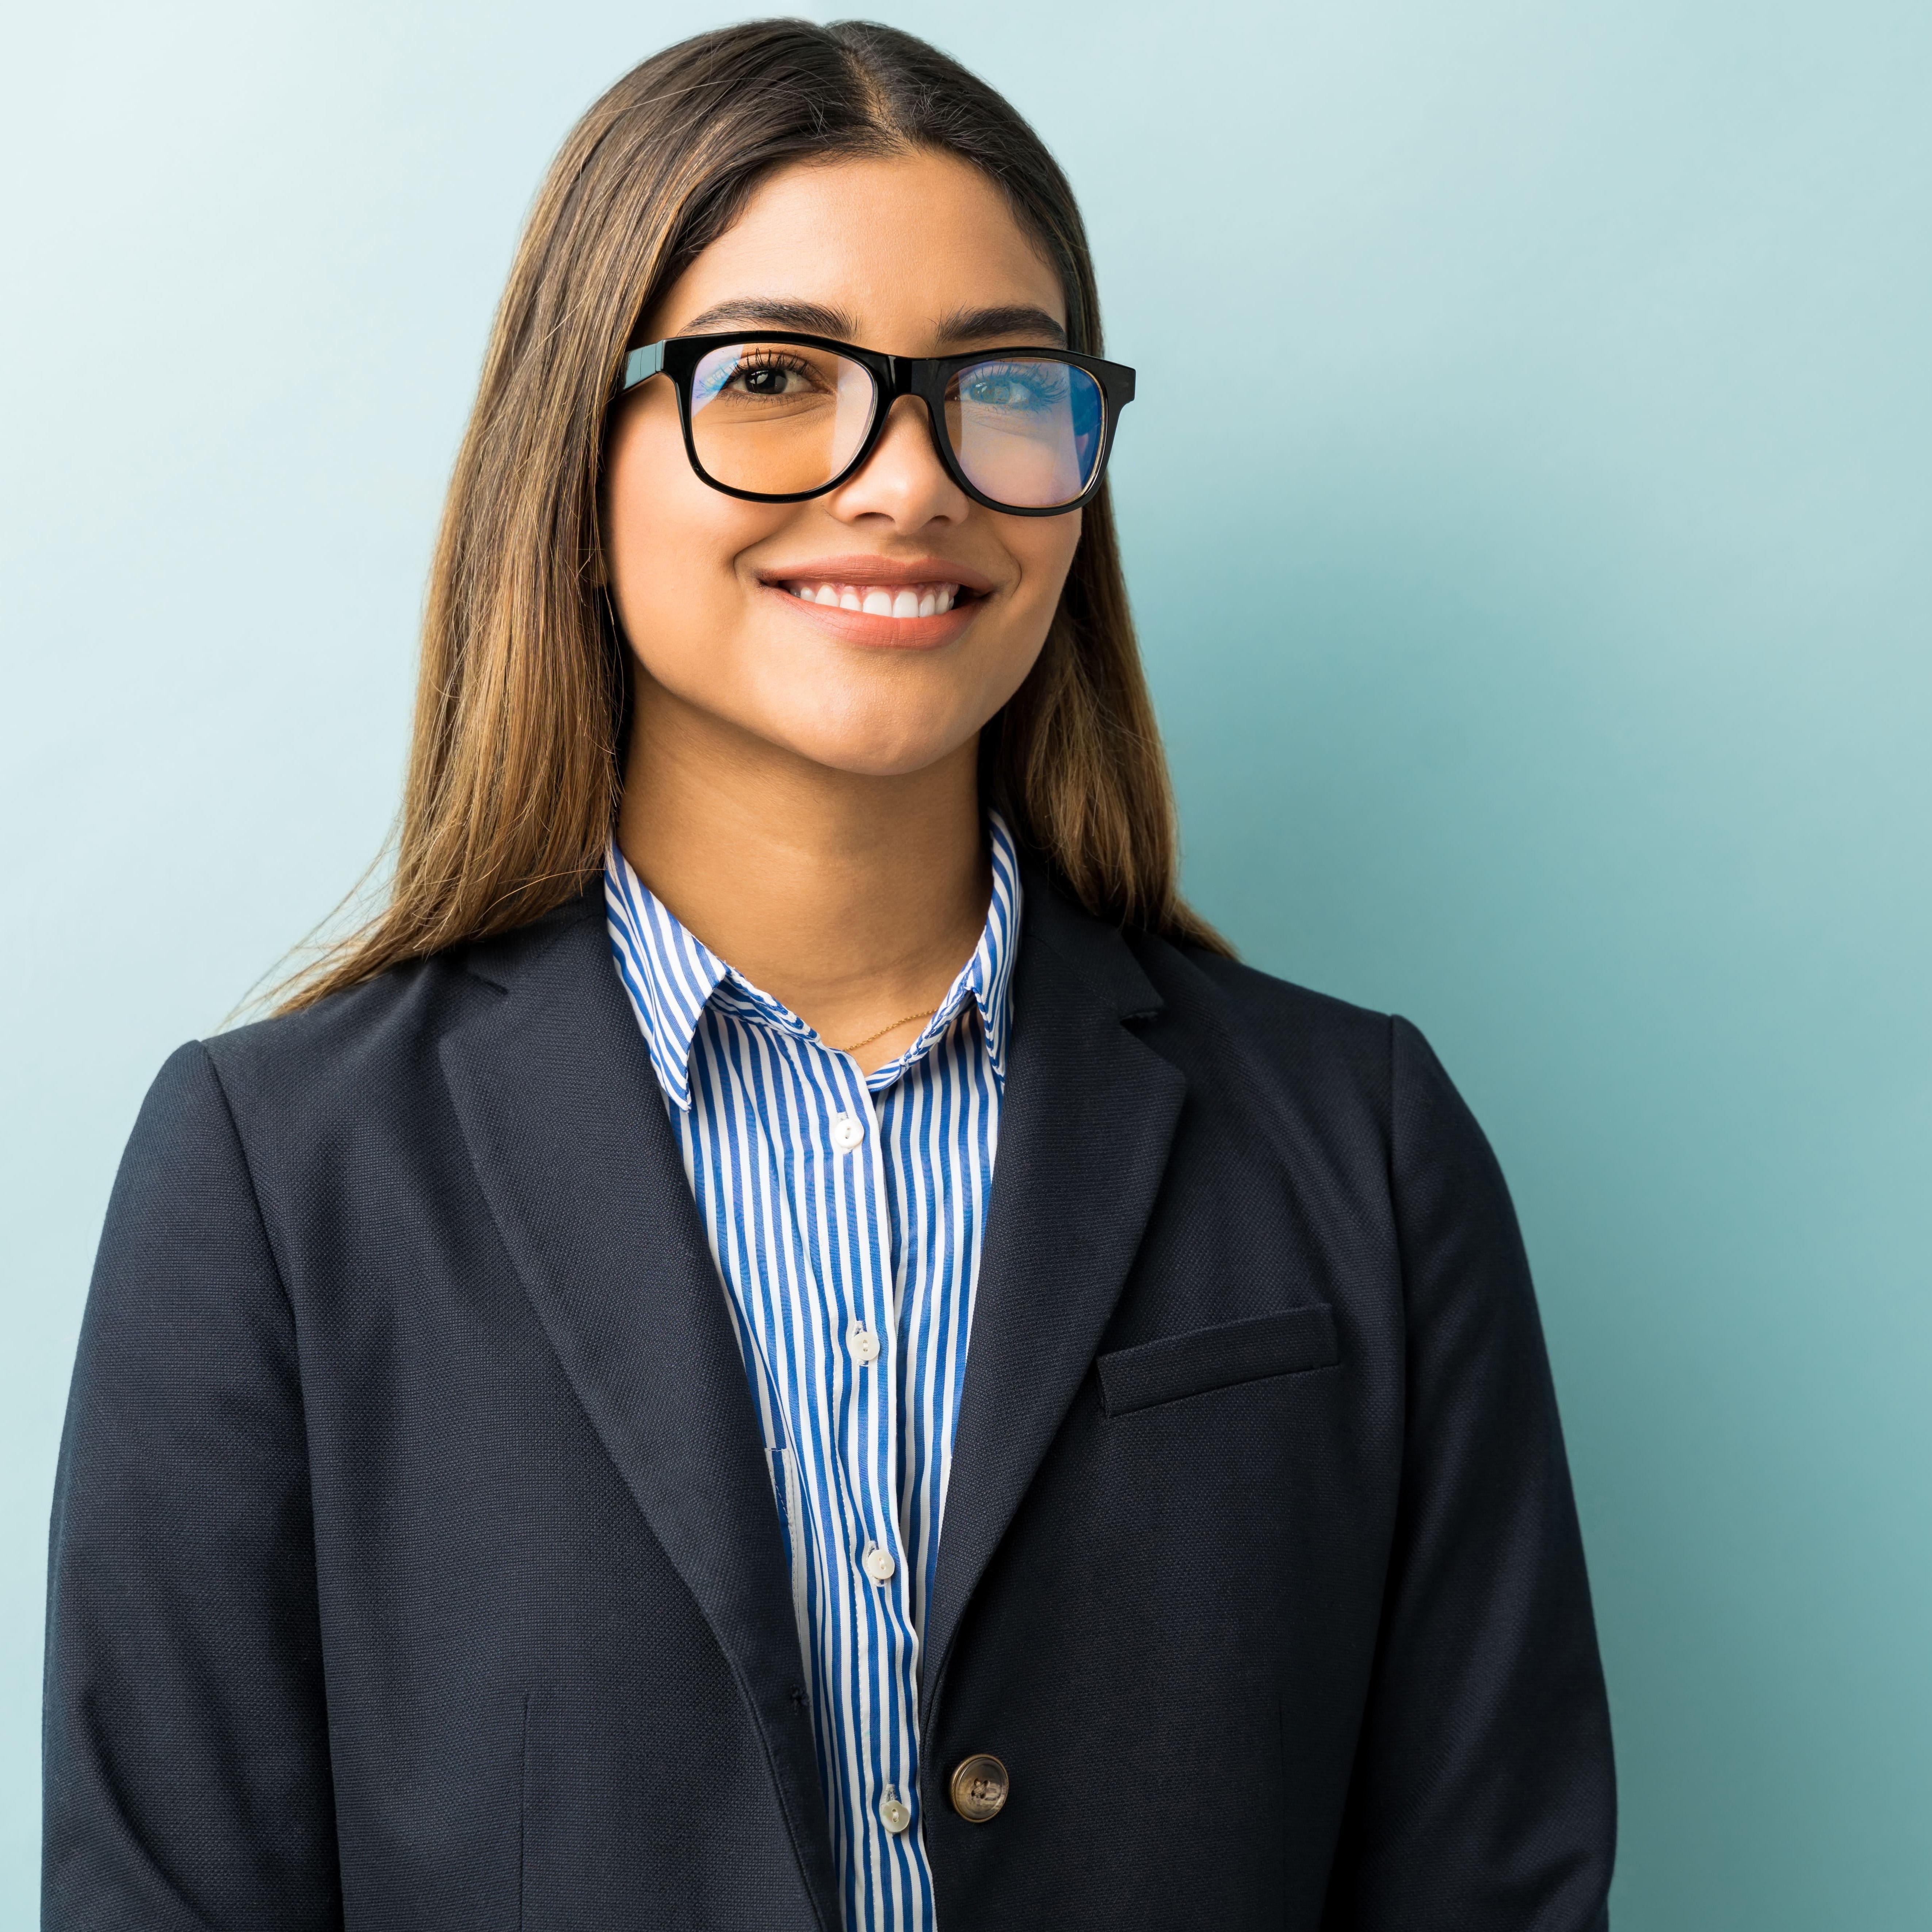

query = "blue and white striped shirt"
[{"left": 603, "top": 816, "right": 1020, "bottom": 1932}]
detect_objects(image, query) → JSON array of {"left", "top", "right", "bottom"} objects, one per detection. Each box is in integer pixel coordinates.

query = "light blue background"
[{"left": 4, "top": 3, "right": 1927, "bottom": 1924}]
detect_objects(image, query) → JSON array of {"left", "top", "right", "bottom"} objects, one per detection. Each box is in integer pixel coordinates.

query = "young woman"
[{"left": 45, "top": 21, "right": 1614, "bottom": 1932}]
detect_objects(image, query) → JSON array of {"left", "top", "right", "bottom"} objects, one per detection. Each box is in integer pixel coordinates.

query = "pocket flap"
[{"left": 1097, "top": 1305, "right": 1339, "bottom": 1418}]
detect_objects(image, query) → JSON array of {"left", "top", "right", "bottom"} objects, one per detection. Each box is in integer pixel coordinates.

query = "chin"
[{"left": 777, "top": 708, "right": 984, "bottom": 780}]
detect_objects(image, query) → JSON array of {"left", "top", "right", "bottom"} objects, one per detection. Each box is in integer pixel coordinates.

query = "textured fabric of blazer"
[{"left": 44, "top": 862, "right": 1615, "bottom": 1931}]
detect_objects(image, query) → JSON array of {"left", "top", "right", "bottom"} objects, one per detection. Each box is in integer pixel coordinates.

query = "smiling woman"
[
  {"left": 44, "top": 19, "right": 1615, "bottom": 1932},
  {"left": 257, "top": 23, "right": 1205, "bottom": 1031},
  {"left": 597, "top": 145, "right": 1141, "bottom": 1031}
]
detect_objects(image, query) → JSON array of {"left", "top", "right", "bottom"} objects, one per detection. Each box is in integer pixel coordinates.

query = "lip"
[
  {"left": 756, "top": 555, "right": 999, "bottom": 595},
  {"left": 758, "top": 554, "right": 997, "bottom": 650}
]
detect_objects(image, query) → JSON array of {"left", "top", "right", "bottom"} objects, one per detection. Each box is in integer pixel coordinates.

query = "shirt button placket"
[{"left": 835, "top": 1080, "right": 912, "bottom": 1848}]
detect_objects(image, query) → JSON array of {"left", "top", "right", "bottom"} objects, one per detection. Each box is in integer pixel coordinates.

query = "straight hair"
[{"left": 276, "top": 17, "right": 1227, "bottom": 1014}]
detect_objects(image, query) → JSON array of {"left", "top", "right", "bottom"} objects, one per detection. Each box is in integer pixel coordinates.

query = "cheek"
[
  {"left": 953, "top": 512, "right": 1083, "bottom": 723},
  {"left": 1005, "top": 509, "right": 1083, "bottom": 626},
  {"left": 602, "top": 401, "right": 776, "bottom": 667}
]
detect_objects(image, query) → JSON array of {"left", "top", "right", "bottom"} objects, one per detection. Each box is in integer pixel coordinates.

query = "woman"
[{"left": 45, "top": 20, "right": 1614, "bottom": 1932}]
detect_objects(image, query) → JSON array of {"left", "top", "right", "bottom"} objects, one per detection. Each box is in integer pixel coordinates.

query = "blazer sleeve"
[
  {"left": 44, "top": 1042, "right": 343, "bottom": 1931},
  {"left": 1321, "top": 1018, "right": 1616, "bottom": 1931}
]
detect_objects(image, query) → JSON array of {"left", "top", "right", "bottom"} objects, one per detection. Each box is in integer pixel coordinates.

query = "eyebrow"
[
  {"left": 677, "top": 297, "right": 859, "bottom": 336},
  {"left": 932, "top": 303, "right": 1068, "bottom": 348},
  {"left": 671, "top": 297, "right": 1069, "bottom": 350}
]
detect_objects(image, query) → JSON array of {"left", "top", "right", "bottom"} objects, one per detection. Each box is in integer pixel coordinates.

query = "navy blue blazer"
[{"left": 45, "top": 864, "right": 1614, "bottom": 1929}]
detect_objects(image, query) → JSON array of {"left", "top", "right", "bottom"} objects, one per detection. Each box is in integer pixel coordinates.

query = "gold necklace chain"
[{"left": 829, "top": 1008, "right": 938, "bottom": 1055}]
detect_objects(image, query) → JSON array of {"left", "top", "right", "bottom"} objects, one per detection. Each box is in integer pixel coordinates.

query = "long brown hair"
[{"left": 278, "top": 18, "right": 1226, "bottom": 1014}]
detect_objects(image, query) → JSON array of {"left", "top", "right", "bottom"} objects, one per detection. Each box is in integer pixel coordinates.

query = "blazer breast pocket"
[{"left": 1096, "top": 1305, "right": 1340, "bottom": 1419}]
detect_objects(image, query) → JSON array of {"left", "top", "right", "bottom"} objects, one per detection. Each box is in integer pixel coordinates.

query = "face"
[{"left": 602, "top": 149, "right": 1083, "bottom": 779}]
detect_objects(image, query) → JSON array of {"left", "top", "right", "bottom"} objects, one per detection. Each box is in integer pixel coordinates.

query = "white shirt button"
[
  {"left": 863, "top": 1544, "right": 897, "bottom": 1584},
  {"left": 830, "top": 1111, "right": 866, "bottom": 1152},
  {"left": 878, "top": 1788, "right": 911, "bottom": 1834},
  {"left": 848, "top": 1319, "right": 881, "bottom": 1365}
]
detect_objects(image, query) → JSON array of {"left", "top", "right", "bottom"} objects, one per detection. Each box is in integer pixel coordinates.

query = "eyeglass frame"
[{"left": 614, "top": 329, "right": 1135, "bottom": 518}]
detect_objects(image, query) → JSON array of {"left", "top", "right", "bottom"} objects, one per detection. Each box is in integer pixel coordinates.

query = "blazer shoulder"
[
  {"left": 1178, "top": 944, "right": 1390, "bottom": 1044},
  {"left": 192, "top": 899, "right": 592, "bottom": 1166},
  {"left": 1131, "top": 934, "right": 1397, "bottom": 1111},
  {"left": 203, "top": 946, "right": 476, "bottom": 1107}
]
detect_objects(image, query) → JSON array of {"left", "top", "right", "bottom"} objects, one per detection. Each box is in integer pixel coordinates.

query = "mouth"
[
  {"left": 759, "top": 560, "right": 994, "bottom": 648},
  {"left": 779, "top": 577, "right": 973, "bottom": 619}
]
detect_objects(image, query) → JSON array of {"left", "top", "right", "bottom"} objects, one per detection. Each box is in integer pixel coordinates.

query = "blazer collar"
[
  {"left": 919, "top": 858, "right": 1185, "bottom": 1727},
  {"left": 437, "top": 885, "right": 840, "bottom": 1932}
]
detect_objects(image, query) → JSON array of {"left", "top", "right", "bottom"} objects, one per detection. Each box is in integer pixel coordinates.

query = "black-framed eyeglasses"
[{"left": 616, "top": 331, "right": 1134, "bottom": 516}]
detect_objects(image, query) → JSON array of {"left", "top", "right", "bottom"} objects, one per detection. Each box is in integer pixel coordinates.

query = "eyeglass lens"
[
  {"left": 945, "top": 356, "right": 1103, "bottom": 509},
  {"left": 690, "top": 341, "right": 875, "bottom": 498},
  {"left": 687, "top": 340, "right": 1104, "bottom": 509}
]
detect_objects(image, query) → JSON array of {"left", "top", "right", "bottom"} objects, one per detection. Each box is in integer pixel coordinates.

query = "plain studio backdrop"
[{"left": 4, "top": 2, "right": 1928, "bottom": 1924}]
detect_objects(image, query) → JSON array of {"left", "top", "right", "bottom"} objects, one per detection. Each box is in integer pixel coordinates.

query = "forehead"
[{"left": 648, "top": 149, "right": 1066, "bottom": 347}]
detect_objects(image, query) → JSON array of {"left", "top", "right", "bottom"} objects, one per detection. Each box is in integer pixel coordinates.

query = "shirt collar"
[{"left": 604, "top": 811, "right": 1023, "bottom": 1112}]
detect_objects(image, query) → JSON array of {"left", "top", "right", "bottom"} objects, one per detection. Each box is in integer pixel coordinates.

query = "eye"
[
  {"left": 729, "top": 359, "right": 811, "bottom": 397},
  {"left": 959, "top": 361, "right": 1070, "bottom": 412},
  {"left": 692, "top": 350, "right": 828, "bottom": 408}
]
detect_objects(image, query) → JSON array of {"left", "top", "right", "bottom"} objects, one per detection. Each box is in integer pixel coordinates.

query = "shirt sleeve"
[
  {"left": 43, "top": 1042, "right": 343, "bottom": 1931},
  {"left": 1321, "top": 1016, "right": 1616, "bottom": 1931}
]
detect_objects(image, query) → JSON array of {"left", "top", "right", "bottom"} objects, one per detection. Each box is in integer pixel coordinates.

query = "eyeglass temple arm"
[{"left": 621, "top": 341, "right": 666, "bottom": 394}]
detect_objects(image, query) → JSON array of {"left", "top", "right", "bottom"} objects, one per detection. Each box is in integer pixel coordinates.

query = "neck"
[{"left": 615, "top": 680, "right": 990, "bottom": 1070}]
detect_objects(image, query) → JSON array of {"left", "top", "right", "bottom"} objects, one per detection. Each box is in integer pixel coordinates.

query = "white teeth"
[{"left": 784, "top": 579, "right": 967, "bottom": 614}]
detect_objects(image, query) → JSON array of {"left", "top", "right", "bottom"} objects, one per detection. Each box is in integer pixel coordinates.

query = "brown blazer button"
[{"left": 949, "top": 1753, "right": 1009, "bottom": 1822}]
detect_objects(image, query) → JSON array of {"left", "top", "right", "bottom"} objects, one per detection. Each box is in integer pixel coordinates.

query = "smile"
[{"left": 782, "top": 581, "right": 965, "bottom": 617}]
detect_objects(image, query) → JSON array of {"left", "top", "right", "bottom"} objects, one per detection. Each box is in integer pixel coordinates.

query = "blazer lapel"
[
  {"left": 921, "top": 869, "right": 1187, "bottom": 1728},
  {"left": 437, "top": 891, "right": 838, "bottom": 1930}
]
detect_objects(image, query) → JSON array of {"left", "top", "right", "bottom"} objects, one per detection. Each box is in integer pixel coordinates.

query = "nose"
[{"left": 825, "top": 393, "right": 969, "bottom": 530}]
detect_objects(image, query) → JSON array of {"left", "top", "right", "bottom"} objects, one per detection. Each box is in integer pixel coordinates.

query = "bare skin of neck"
[{"left": 615, "top": 673, "right": 991, "bottom": 1076}]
